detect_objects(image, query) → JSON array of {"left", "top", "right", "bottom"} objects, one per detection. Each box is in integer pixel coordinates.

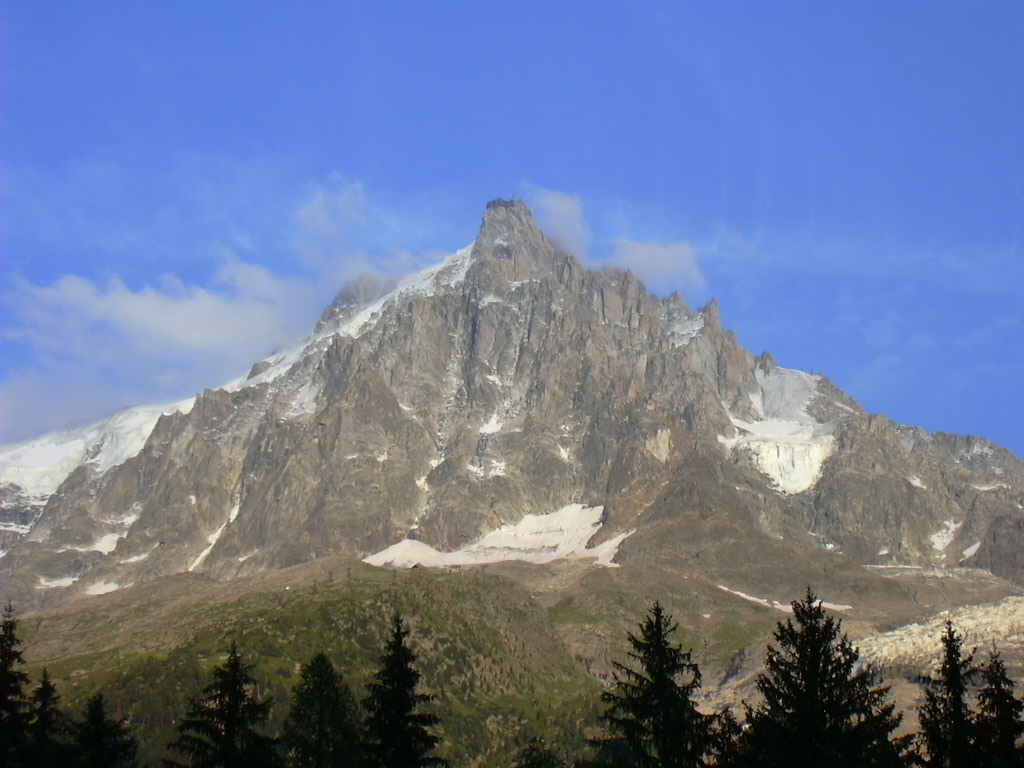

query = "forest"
[{"left": 1, "top": 589, "right": 1021, "bottom": 768}]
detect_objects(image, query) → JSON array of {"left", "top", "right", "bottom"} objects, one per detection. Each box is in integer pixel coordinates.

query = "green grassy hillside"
[{"left": 19, "top": 561, "right": 604, "bottom": 766}]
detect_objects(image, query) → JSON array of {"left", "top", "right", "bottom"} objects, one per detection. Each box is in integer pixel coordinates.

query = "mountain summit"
[{"left": 2, "top": 201, "right": 1022, "bottom": 613}]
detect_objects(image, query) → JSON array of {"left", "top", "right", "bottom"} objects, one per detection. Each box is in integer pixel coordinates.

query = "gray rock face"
[{"left": 3, "top": 199, "right": 1022, "bottom": 609}]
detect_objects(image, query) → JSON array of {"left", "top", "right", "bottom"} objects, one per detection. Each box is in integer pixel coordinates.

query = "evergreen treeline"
[{"left": 2, "top": 592, "right": 1023, "bottom": 767}]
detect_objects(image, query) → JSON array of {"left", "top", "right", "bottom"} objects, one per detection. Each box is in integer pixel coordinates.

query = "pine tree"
[
  {"left": 917, "top": 621, "right": 978, "bottom": 768},
  {"left": 512, "top": 737, "right": 567, "bottom": 768},
  {"left": 706, "top": 709, "right": 743, "bottom": 768},
  {"left": 164, "top": 642, "right": 278, "bottom": 768},
  {"left": 741, "top": 588, "right": 909, "bottom": 768},
  {"left": 363, "top": 614, "right": 446, "bottom": 768},
  {"left": 973, "top": 652, "right": 1023, "bottom": 768},
  {"left": 26, "top": 668, "right": 72, "bottom": 765},
  {"left": 281, "top": 652, "right": 362, "bottom": 768},
  {"left": 1, "top": 601, "right": 30, "bottom": 767},
  {"left": 597, "top": 601, "right": 711, "bottom": 768},
  {"left": 72, "top": 692, "right": 138, "bottom": 768}
]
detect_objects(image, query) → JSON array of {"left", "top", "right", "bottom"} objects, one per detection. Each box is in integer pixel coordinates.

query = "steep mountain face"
[{"left": 2, "top": 199, "right": 1023, "bottom": 612}]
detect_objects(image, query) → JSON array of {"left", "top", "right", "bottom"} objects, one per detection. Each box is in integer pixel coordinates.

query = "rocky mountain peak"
[
  {"left": 2, "top": 198, "right": 1023, "bottom": 614},
  {"left": 471, "top": 198, "right": 580, "bottom": 287}
]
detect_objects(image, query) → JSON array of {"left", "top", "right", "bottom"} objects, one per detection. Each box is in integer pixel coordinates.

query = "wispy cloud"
[
  {"left": 610, "top": 239, "right": 706, "bottom": 297},
  {"left": 0, "top": 177, "right": 435, "bottom": 444},
  {"left": 1, "top": 257, "right": 321, "bottom": 443},
  {"left": 523, "top": 185, "right": 593, "bottom": 260},
  {"left": 291, "top": 175, "right": 370, "bottom": 272}
]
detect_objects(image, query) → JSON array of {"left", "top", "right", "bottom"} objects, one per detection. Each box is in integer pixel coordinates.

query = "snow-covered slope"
[
  {"left": 0, "top": 247, "right": 475, "bottom": 508},
  {"left": 0, "top": 398, "right": 195, "bottom": 500},
  {"left": 219, "top": 246, "right": 474, "bottom": 395},
  {"left": 719, "top": 366, "right": 837, "bottom": 494},
  {"left": 364, "top": 504, "right": 634, "bottom": 568}
]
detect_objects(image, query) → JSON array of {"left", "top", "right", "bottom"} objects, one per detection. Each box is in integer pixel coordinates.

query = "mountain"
[{"left": 2, "top": 198, "right": 1022, "bottom": 616}]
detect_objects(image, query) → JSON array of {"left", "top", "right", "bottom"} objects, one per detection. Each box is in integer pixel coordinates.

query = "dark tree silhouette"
[
  {"left": 706, "top": 709, "right": 744, "bottom": 768},
  {"left": 597, "top": 601, "right": 711, "bottom": 768},
  {"left": 973, "top": 651, "right": 1023, "bottom": 768},
  {"left": 1, "top": 602, "right": 30, "bottom": 767},
  {"left": 26, "top": 668, "right": 72, "bottom": 765},
  {"left": 281, "top": 652, "right": 362, "bottom": 768},
  {"left": 363, "top": 614, "right": 446, "bottom": 768},
  {"left": 512, "top": 737, "right": 567, "bottom": 768},
  {"left": 164, "top": 642, "right": 278, "bottom": 768},
  {"left": 741, "top": 588, "right": 909, "bottom": 768},
  {"left": 917, "top": 621, "right": 978, "bottom": 768},
  {"left": 72, "top": 692, "right": 138, "bottom": 768}
]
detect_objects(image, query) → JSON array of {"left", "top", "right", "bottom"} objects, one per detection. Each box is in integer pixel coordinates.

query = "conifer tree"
[
  {"left": 26, "top": 668, "right": 72, "bottom": 765},
  {"left": 72, "top": 692, "right": 138, "bottom": 768},
  {"left": 1, "top": 601, "right": 30, "bottom": 767},
  {"left": 164, "top": 642, "right": 278, "bottom": 768},
  {"left": 363, "top": 614, "right": 446, "bottom": 768},
  {"left": 597, "top": 601, "right": 711, "bottom": 768},
  {"left": 706, "top": 709, "right": 743, "bottom": 768},
  {"left": 741, "top": 588, "right": 909, "bottom": 768},
  {"left": 972, "top": 652, "right": 1023, "bottom": 768},
  {"left": 512, "top": 737, "right": 567, "bottom": 768},
  {"left": 281, "top": 652, "right": 362, "bottom": 768},
  {"left": 917, "top": 621, "right": 977, "bottom": 768}
]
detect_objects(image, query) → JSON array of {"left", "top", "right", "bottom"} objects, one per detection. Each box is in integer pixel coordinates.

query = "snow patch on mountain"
[
  {"left": 971, "top": 482, "right": 1009, "bottom": 492},
  {"left": 188, "top": 503, "right": 240, "bottom": 572},
  {"left": 335, "top": 245, "right": 473, "bottom": 339},
  {"left": 220, "top": 246, "right": 475, "bottom": 398},
  {"left": 930, "top": 519, "right": 962, "bottom": 554},
  {"left": 85, "top": 581, "right": 128, "bottom": 596},
  {"left": 961, "top": 542, "right": 981, "bottom": 560},
  {"left": 58, "top": 532, "right": 126, "bottom": 555},
  {"left": 717, "top": 585, "right": 852, "bottom": 613},
  {"left": 0, "top": 398, "right": 195, "bottom": 500},
  {"left": 121, "top": 546, "right": 157, "bottom": 564},
  {"left": 286, "top": 382, "right": 321, "bottom": 417},
  {"left": 479, "top": 414, "right": 504, "bottom": 435},
  {"left": 717, "top": 585, "right": 793, "bottom": 612},
  {"left": 667, "top": 315, "right": 704, "bottom": 347},
  {"left": 364, "top": 504, "right": 633, "bottom": 568},
  {"left": 719, "top": 366, "right": 836, "bottom": 494},
  {"left": 37, "top": 575, "right": 79, "bottom": 589}
]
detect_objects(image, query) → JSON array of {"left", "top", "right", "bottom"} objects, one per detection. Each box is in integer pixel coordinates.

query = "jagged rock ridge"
[{"left": 2, "top": 199, "right": 1022, "bottom": 610}]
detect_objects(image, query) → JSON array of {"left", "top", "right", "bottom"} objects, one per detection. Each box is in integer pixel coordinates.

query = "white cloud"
[
  {"left": 289, "top": 176, "right": 426, "bottom": 285},
  {"left": 0, "top": 257, "right": 324, "bottom": 444},
  {"left": 523, "top": 185, "right": 592, "bottom": 259},
  {"left": 10, "top": 257, "right": 319, "bottom": 353},
  {"left": 610, "top": 238, "right": 707, "bottom": 296},
  {"left": 0, "top": 177, "right": 470, "bottom": 444},
  {"left": 292, "top": 175, "right": 368, "bottom": 265}
]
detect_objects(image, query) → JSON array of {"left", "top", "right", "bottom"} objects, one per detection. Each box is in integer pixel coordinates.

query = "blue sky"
[{"left": 2, "top": 1, "right": 1022, "bottom": 455}]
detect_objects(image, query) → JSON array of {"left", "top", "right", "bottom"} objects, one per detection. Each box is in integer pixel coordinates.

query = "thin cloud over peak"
[
  {"left": 0, "top": 180, "right": 440, "bottom": 444},
  {"left": 610, "top": 238, "right": 706, "bottom": 299},
  {"left": 523, "top": 185, "right": 593, "bottom": 261}
]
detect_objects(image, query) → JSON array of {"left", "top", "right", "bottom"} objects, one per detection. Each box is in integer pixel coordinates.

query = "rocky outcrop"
[{"left": 2, "top": 199, "right": 1022, "bottom": 610}]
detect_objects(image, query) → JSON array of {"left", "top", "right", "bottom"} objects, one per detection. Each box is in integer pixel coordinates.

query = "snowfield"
[
  {"left": 716, "top": 585, "right": 852, "bottom": 613},
  {"left": 929, "top": 518, "right": 962, "bottom": 556},
  {"left": 364, "top": 504, "right": 634, "bottom": 569},
  {"left": 718, "top": 366, "right": 837, "bottom": 495},
  {"left": 0, "top": 397, "right": 195, "bottom": 500}
]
